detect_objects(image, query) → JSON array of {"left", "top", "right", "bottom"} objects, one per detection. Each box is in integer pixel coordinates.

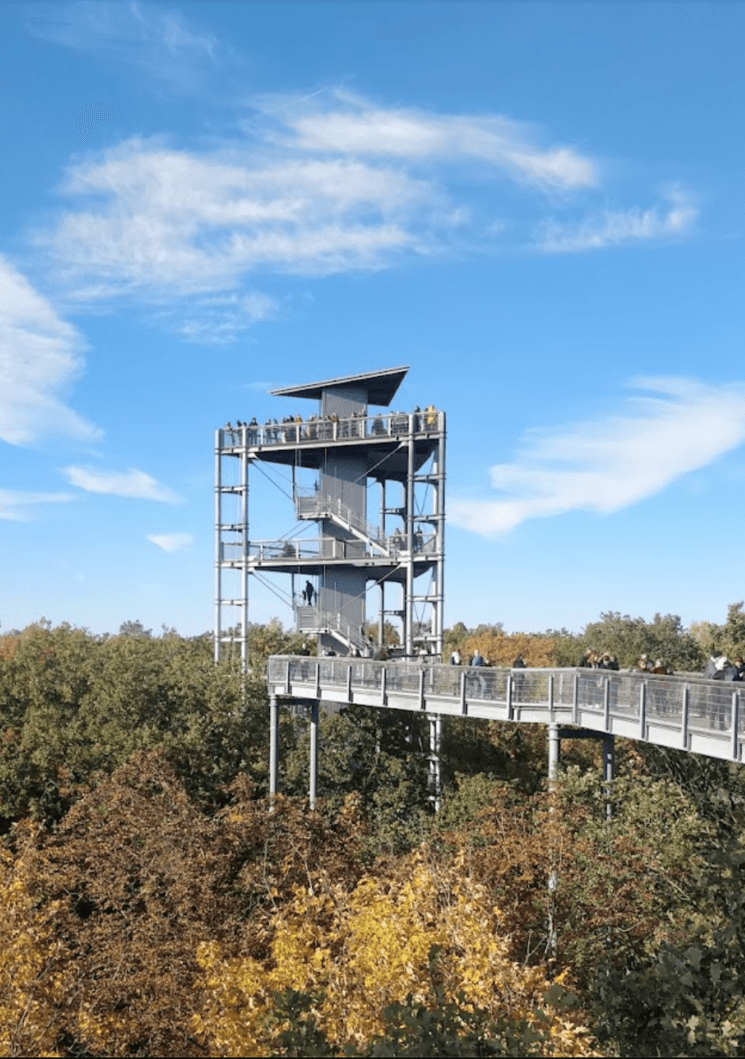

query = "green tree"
[{"left": 581, "top": 611, "right": 704, "bottom": 671}]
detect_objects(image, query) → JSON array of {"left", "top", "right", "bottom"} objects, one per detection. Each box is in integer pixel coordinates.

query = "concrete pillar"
[
  {"left": 269, "top": 694, "right": 278, "bottom": 810},
  {"left": 309, "top": 701, "right": 319, "bottom": 810}
]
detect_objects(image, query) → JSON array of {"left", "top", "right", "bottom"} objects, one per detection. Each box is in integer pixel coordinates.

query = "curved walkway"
[{"left": 267, "top": 656, "right": 744, "bottom": 765}]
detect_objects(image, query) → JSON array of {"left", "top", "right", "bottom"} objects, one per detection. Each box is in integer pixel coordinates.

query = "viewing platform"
[{"left": 218, "top": 408, "right": 443, "bottom": 476}]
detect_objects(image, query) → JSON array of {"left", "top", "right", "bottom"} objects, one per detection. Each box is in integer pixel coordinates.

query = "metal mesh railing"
[{"left": 266, "top": 657, "right": 745, "bottom": 749}]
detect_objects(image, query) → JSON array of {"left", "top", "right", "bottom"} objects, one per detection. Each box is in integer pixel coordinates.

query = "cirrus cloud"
[
  {"left": 0, "top": 255, "right": 101, "bottom": 446},
  {"left": 0, "top": 489, "right": 74, "bottom": 523},
  {"left": 147, "top": 532, "right": 193, "bottom": 552},
  {"left": 450, "top": 377, "right": 745, "bottom": 537},
  {"left": 533, "top": 186, "right": 698, "bottom": 254},
  {"left": 63, "top": 465, "right": 181, "bottom": 503}
]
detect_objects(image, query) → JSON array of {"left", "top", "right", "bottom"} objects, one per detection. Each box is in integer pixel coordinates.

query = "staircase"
[
  {"left": 296, "top": 605, "right": 370, "bottom": 654},
  {"left": 295, "top": 493, "right": 390, "bottom": 555}
]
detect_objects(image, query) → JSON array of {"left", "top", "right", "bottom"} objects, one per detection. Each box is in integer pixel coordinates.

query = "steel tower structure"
[{"left": 214, "top": 366, "right": 445, "bottom": 664}]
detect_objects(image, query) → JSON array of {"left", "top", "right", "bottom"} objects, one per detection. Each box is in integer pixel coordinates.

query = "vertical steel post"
[
  {"left": 214, "top": 429, "right": 222, "bottom": 663},
  {"left": 241, "top": 430, "right": 249, "bottom": 672},
  {"left": 269, "top": 694, "right": 278, "bottom": 809},
  {"left": 435, "top": 416, "right": 446, "bottom": 659},
  {"left": 547, "top": 719, "right": 560, "bottom": 961},
  {"left": 309, "top": 701, "right": 319, "bottom": 810},
  {"left": 433, "top": 714, "right": 442, "bottom": 811},
  {"left": 405, "top": 416, "right": 415, "bottom": 656}
]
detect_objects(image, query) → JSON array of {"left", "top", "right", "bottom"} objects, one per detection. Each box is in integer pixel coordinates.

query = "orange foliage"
[{"left": 464, "top": 631, "right": 559, "bottom": 668}]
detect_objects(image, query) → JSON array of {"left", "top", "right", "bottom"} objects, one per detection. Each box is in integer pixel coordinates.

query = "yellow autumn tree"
[
  {"left": 193, "top": 850, "right": 600, "bottom": 1057},
  {"left": 0, "top": 845, "right": 61, "bottom": 1058},
  {"left": 463, "top": 631, "right": 559, "bottom": 668}
]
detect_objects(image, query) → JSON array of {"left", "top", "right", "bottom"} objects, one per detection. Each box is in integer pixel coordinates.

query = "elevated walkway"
[{"left": 267, "top": 657, "right": 745, "bottom": 765}]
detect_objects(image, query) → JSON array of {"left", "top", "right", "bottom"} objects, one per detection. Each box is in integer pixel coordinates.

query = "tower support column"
[
  {"left": 269, "top": 694, "right": 278, "bottom": 809},
  {"left": 309, "top": 701, "right": 319, "bottom": 810}
]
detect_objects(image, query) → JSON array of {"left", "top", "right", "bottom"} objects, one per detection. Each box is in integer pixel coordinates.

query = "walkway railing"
[{"left": 266, "top": 657, "right": 745, "bottom": 765}]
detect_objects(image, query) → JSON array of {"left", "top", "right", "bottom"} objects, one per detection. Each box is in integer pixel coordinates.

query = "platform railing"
[
  {"left": 219, "top": 409, "right": 443, "bottom": 451},
  {"left": 219, "top": 533, "right": 438, "bottom": 564}
]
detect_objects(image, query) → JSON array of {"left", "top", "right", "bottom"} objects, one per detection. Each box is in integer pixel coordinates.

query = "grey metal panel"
[
  {"left": 321, "top": 455, "right": 367, "bottom": 516},
  {"left": 322, "top": 386, "right": 367, "bottom": 418},
  {"left": 320, "top": 570, "right": 366, "bottom": 628}
]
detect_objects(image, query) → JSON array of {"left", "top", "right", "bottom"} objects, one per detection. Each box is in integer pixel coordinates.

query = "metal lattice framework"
[{"left": 214, "top": 368, "right": 446, "bottom": 665}]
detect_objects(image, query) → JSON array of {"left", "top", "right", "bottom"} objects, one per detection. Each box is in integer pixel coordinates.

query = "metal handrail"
[{"left": 296, "top": 493, "right": 387, "bottom": 549}]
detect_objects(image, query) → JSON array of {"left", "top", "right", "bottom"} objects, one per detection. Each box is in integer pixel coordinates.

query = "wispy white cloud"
[
  {"left": 0, "top": 255, "right": 101, "bottom": 446},
  {"left": 25, "top": 1, "right": 219, "bottom": 94},
  {"left": 33, "top": 138, "right": 430, "bottom": 305},
  {"left": 63, "top": 465, "right": 181, "bottom": 502},
  {"left": 0, "top": 489, "right": 74, "bottom": 522},
  {"left": 534, "top": 187, "right": 697, "bottom": 254},
  {"left": 147, "top": 532, "right": 193, "bottom": 552},
  {"left": 151, "top": 290, "right": 279, "bottom": 345},
  {"left": 26, "top": 92, "right": 695, "bottom": 343},
  {"left": 261, "top": 88, "right": 598, "bottom": 190},
  {"left": 450, "top": 378, "right": 745, "bottom": 536}
]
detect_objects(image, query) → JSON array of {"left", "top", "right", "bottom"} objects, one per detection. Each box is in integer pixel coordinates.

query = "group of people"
[
  {"left": 578, "top": 649, "right": 670, "bottom": 674},
  {"left": 703, "top": 651, "right": 745, "bottom": 682},
  {"left": 389, "top": 528, "right": 428, "bottom": 554},
  {"left": 449, "top": 650, "right": 526, "bottom": 667},
  {"left": 222, "top": 406, "right": 440, "bottom": 446}
]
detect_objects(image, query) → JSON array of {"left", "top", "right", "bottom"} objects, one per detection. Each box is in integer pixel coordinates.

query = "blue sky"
[{"left": 2, "top": 0, "right": 745, "bottom": 637}]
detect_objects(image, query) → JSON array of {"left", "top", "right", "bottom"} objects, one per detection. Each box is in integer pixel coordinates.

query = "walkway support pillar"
[
  {"left": 429, "top": 715, "right": 442, "bottom": 812},
  {"left": 548, "top": 722, "right": 560, "bottom": 786},
  {"left": 309, "top": 701, "right": 319, "bottom": 810},
  {"left": 547, "top": 720, "right": 560, "bottom": 962},
  {"left": 603, "top": 735, "right": 615, "bottom": 820},
  {"left": 269, "top": 694, "right": 278, "bottom": 810}
]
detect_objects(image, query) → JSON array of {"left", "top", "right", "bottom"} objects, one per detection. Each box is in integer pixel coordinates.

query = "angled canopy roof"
[{"left": 270, "top": 366, "right": 409, "bottom": 407}]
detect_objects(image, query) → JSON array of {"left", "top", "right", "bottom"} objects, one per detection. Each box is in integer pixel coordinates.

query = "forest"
[{"left": 3, "top": 607, "right": 745, "bottom": 1057}]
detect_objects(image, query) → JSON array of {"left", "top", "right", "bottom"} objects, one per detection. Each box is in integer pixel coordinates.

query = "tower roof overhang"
[{"left": 270, "top": 366, "right": 409, "bottom": 407}]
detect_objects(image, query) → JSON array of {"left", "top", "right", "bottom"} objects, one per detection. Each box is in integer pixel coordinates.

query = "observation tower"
[{"left": 214, "top": 366, "right": 445, "bottom": 664}]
